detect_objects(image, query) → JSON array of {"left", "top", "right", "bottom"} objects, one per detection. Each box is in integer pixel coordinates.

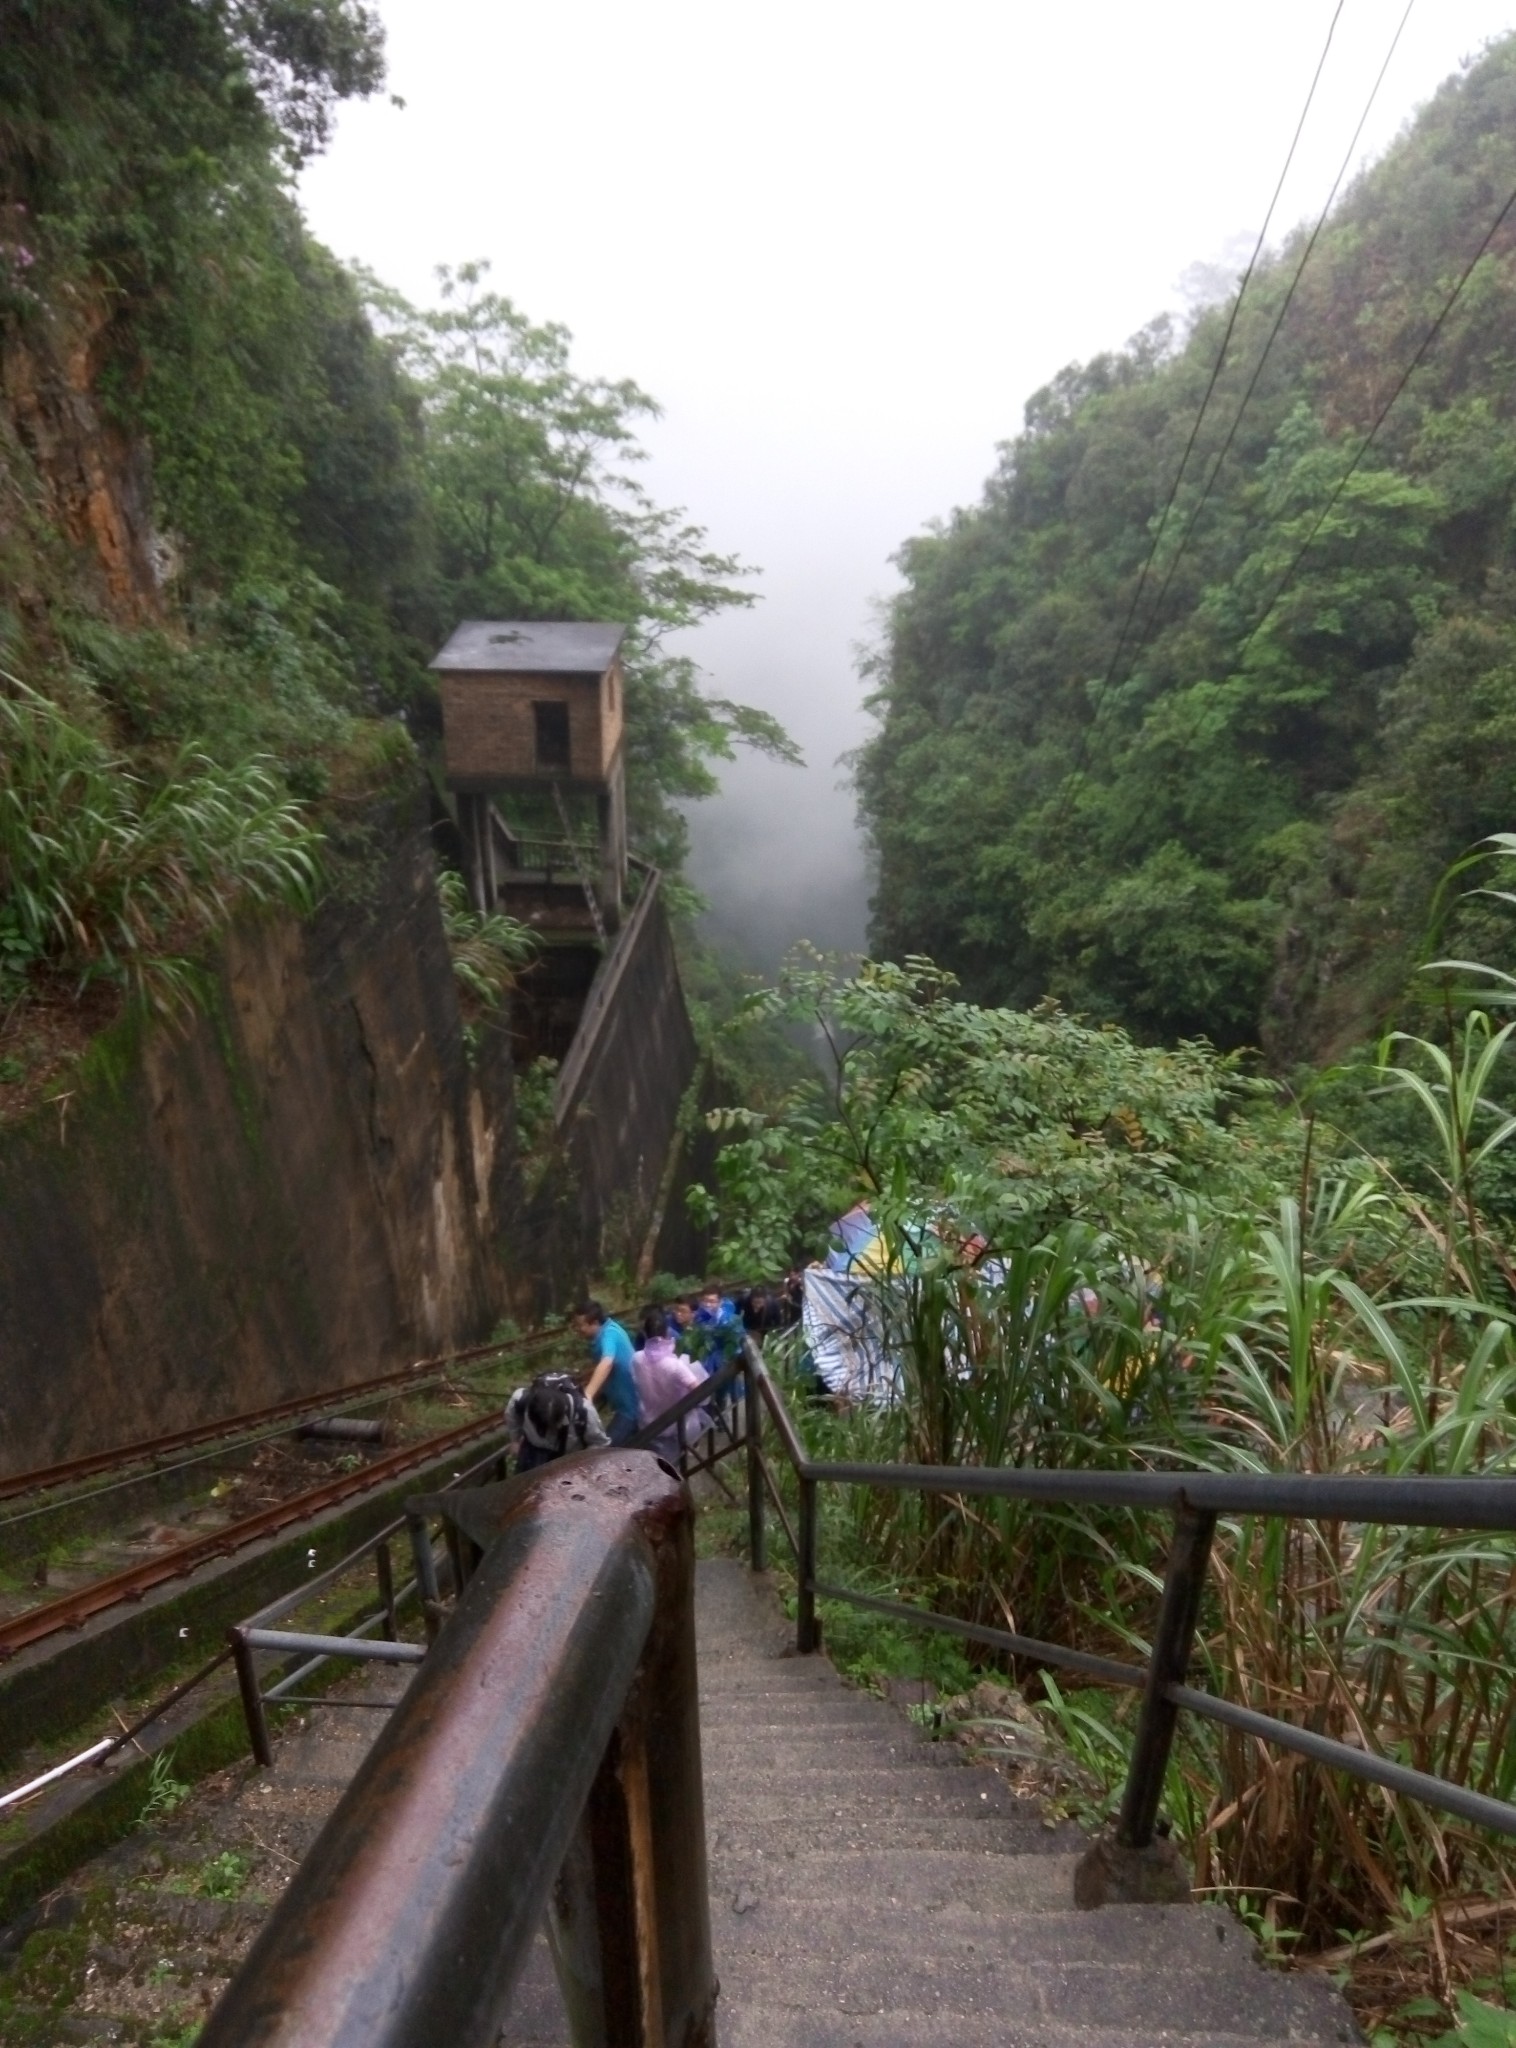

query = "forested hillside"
[
  {"left": 858, "top": 37, "right": 1516, "bottom": 1065},
  {"left": 0, "top": 2, "right": 787, "bottom": 1073}
]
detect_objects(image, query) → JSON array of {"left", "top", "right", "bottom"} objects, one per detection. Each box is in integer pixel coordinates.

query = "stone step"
[
  {"left": 700, "top": 1744, "right": 1007, "bottom": 1777},
  {"left": 700, "top": 1720, "right": 934, "bottom": 1753},
  {"left": 711, "top": 1950, "right": 1355, "bottom": 2041},
  {"left": 717, "top": 2014, "right": 1352, "bottom": 2048},
  {"left": 704, "top": 1769, "right": 1024, "bottom": 1818},
  {"left": 700, "top": 1696, "right": 928, "bottom": 1732},
  {"left": 711, "top": 1897, "right": 1263, "bottom": 1981},
  {"left": 707, "top": 1811, "right": 1058, "bottom": 1855},
  {"left": 705, "top": 1800, "right": 1051, "bottom": 1847},
  {"left": 480, "top": 1910, "right": 1354, "bottom": 2042},
  {"left": 698, "top": 1668, "right": 859, "bottom": 1699},
  {"left": 705, "top": 1849, "right": 1086, "bottom": 1912}
]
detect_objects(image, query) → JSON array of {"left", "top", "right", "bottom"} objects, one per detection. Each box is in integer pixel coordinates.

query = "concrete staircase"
[
  {"left": 0, "top": 1550, "right": 1361, "bottom": 2042},
  {"left": 502, "top": 1557, "right": 1362, "bottom": 2046},
  {"left": 691, "top": 1559, "right": 1360, "bottom": 2047}
]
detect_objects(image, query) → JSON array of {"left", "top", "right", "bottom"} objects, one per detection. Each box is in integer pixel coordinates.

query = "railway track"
[
  {"left": 0, "top": 1406, "right": 517, "bottom": 1662},
  {"left": 0, "top": 1331, "right": 550, "bottom": 1506},
  {"left": 0, "top": 1285, "right": 760, "bottom": 1671}
]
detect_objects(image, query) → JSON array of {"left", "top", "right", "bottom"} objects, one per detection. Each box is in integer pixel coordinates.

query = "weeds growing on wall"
[
  {"left": 0, "top": 675, "right": 320, "bottom": 1014},
  {"left": 435, "top": 867, "right": 538, "bottom": 1063}
]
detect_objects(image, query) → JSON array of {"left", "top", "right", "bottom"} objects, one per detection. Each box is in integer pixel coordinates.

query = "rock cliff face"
[
  {"left": 0, "top": 791, "right": 519, "bottom": 1479},
  {"left": 0, "top": 294, "right": 164, "bottom": 632}
]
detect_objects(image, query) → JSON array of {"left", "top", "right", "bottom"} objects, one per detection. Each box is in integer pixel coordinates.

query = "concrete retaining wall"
[{"left": 0, "top": 786, "right": 519, "bottom": 1479}]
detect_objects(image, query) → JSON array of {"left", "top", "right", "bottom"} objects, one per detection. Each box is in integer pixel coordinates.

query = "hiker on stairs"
[
  {"left": 633, "top": 1307, "right": 713, "bottom": 1465},
  {"left": 575, "top": 1299, "right": 640, "bottom": 1445},
  {"left": 503, "top": 1373, "right": 608, "bottom": 1472}
]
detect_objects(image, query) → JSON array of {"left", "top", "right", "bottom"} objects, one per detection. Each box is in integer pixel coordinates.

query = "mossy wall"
[{"left": 0, "top": 789, "right": 519, "bottom": 1478}]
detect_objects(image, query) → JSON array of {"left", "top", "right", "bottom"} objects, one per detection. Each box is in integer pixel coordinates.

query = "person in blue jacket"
[
  {"left": 575, "top": 1300, "right": 639, "bottom": 1445},
  {"left": 692, "top": 1284, "right": 742, "bottom": 1413}
]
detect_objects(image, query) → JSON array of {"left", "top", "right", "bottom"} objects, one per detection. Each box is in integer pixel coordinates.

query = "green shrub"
[
  {"left": 0, "top": 675, "right": 320, "bottom": 1011},
  {"left": 434, "top": 866, "right": 538, "bottom": 1063}
]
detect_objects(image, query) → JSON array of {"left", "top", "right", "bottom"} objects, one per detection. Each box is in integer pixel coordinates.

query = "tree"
[
  {"left": 366, "top": 263, "right": 800, "bottom": 869},
  {"left": 695, "top": 952, "right": 1286, "bottom": 1274},
  {"left": 857, "top": 35, "right": 1516, "bottom": 1062}
]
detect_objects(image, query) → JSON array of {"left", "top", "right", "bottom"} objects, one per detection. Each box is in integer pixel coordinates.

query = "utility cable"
[
  {"left": 1116, "top": 0, "right": 1415, "bottom": 688},
  {"left": 1232, "top": 164, "right": 1516, "bottom": 665},
  {"left": 1092, "top": 0, "right": 1347, "bottom": 717}
]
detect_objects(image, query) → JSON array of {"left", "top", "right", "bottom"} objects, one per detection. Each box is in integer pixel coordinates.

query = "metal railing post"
[
  {"left": 745, "top": 1348, "right": 767, "bottom": 1574},
  {"left": 545, "top": 1462, "right": 716, "bottom": 2047},
  {"left": 1116, "top": 1504, "right": 1217, "bottom": 1849},
  {"left": 375, "top": 1538, "right": 396, "bottom": 1641},
  {"left": 797, "top": 1477, "right": 819, "bottom": 1653},
  {"left": 408, "top": 1510, "right": 442, "bottom": 1642},
  {"left": 443, "top": 1517, "right": 466, "bottom": 1599},
  {"left": 229, "top": 1626, "right": 272, "bottom": 1769}
]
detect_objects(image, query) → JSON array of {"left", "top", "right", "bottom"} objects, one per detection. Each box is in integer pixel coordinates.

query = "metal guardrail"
[
  {"left": 226, "top": 1431, "right": 516, "bottom": 1766},
  {"left": 199, "top": 1331, "right": 1514, "bottom": 2040},
  {"left": 551, "top": 854, "right": 660, "bottom": 1128},
  {"left": 204, "top": 1451, "right": 717, "bottom": 2048},
  {"left": 222, "top": 1330, "right": 757, "bottom": 1773},
  {"left": 738, "top": 1341, "right": 1516, "bottom": 1850}
]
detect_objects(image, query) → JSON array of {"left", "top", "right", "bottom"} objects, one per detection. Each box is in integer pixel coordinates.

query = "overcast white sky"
[{"left": 301, "top": 0, "right": 1516, "bottom": 972}]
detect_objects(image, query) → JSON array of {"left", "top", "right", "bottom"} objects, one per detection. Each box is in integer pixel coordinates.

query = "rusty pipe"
[{"left": 296, "top": 1418, "right": 386, "bottom": 1444}]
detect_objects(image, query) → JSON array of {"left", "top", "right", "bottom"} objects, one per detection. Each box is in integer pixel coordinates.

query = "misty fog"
[{"left": 299, "top": 0, "right": 1516, "bottom": 981}]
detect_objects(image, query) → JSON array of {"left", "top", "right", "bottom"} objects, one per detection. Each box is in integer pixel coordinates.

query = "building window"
[
  {"left": 533, "top": 700, "right": 571, "bottom": 770},
  {"left": 608, "top": 669, "right": 617, "bottom": 713}
]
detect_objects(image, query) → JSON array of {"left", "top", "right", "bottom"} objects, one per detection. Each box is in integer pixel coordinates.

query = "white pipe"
[{"left": 0, "top": 1737, "right": 114, "bottom": 1812}]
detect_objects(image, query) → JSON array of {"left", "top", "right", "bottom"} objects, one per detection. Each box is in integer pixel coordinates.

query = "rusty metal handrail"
[
  {"left": 203, "top": 1452, "right": 716, "bottom": 2048},
  {"left": 742, "top": 1343, "right": 1516, "bottom": 1851}
]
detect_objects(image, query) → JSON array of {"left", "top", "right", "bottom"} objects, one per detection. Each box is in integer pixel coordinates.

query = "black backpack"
[{"left": 519, "top": 1372, "right": 594, "bottom": 1457}]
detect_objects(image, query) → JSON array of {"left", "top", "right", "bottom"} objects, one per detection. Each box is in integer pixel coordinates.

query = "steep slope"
[{"left": 858, "top": 37, "right": 1516, "bottom": 1064}]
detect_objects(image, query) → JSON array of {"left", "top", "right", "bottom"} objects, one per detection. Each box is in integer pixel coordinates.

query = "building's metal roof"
[{"left": 429, "top": 621, "right": 627, "bottom": 675}]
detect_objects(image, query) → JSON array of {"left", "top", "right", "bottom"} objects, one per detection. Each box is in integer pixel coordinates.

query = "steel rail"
[
  {"left": 552, "top": 858, "right": 661, "bottom": 1127},
  {"left": 0, "top": 1416, "right": 512, "bottom": 1661},
  {"left": 810, "top": 1580, "right": 1147, "bottom": 1692},
  {"left": 238, "top": 1432, "right": 512, "bottom": 1636},
  {"left": 0, "top": 1327, "right": 559, "bottom": 1507},
  {"left": 755, "top": 1446, "right": 800, "bottom": 1561},
  {"left": 261, "top": 1586, "right": 420, "bottom": 1707},
  {"left": 241, "top": 1628, "right": 425, "bottom": 1664},
  {"left": 777, "top": 1454, "right": 1516, "bottom": 1533},
  {"left": 1163, "top": 1682, "right": 1516, "bottom": 1840},
  {"left": 756, "top": 1358, "right": 811, "bottom": 1470}
]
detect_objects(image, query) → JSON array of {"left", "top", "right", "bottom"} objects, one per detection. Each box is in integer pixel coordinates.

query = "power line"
[
  {"left": 1092, "top": 0, "right": 1346, "bottom": 716},
  {"left": 1233, "top": 165, "right": 1516, "bottom": 666},
  {"left": 1116, "top": 0, "right": 1415, "bottom": 688}
]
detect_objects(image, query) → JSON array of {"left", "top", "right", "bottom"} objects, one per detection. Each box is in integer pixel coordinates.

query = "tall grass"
[
  {"left": 1192, "top": 1187, "right": 1516, "bottom": 1936},
  {"left": 783, "top": 1139, "right": 1515, "bottom": 1944},
  {"left": 0, "top": 675, "right": 320, "bottom": 1011}
]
